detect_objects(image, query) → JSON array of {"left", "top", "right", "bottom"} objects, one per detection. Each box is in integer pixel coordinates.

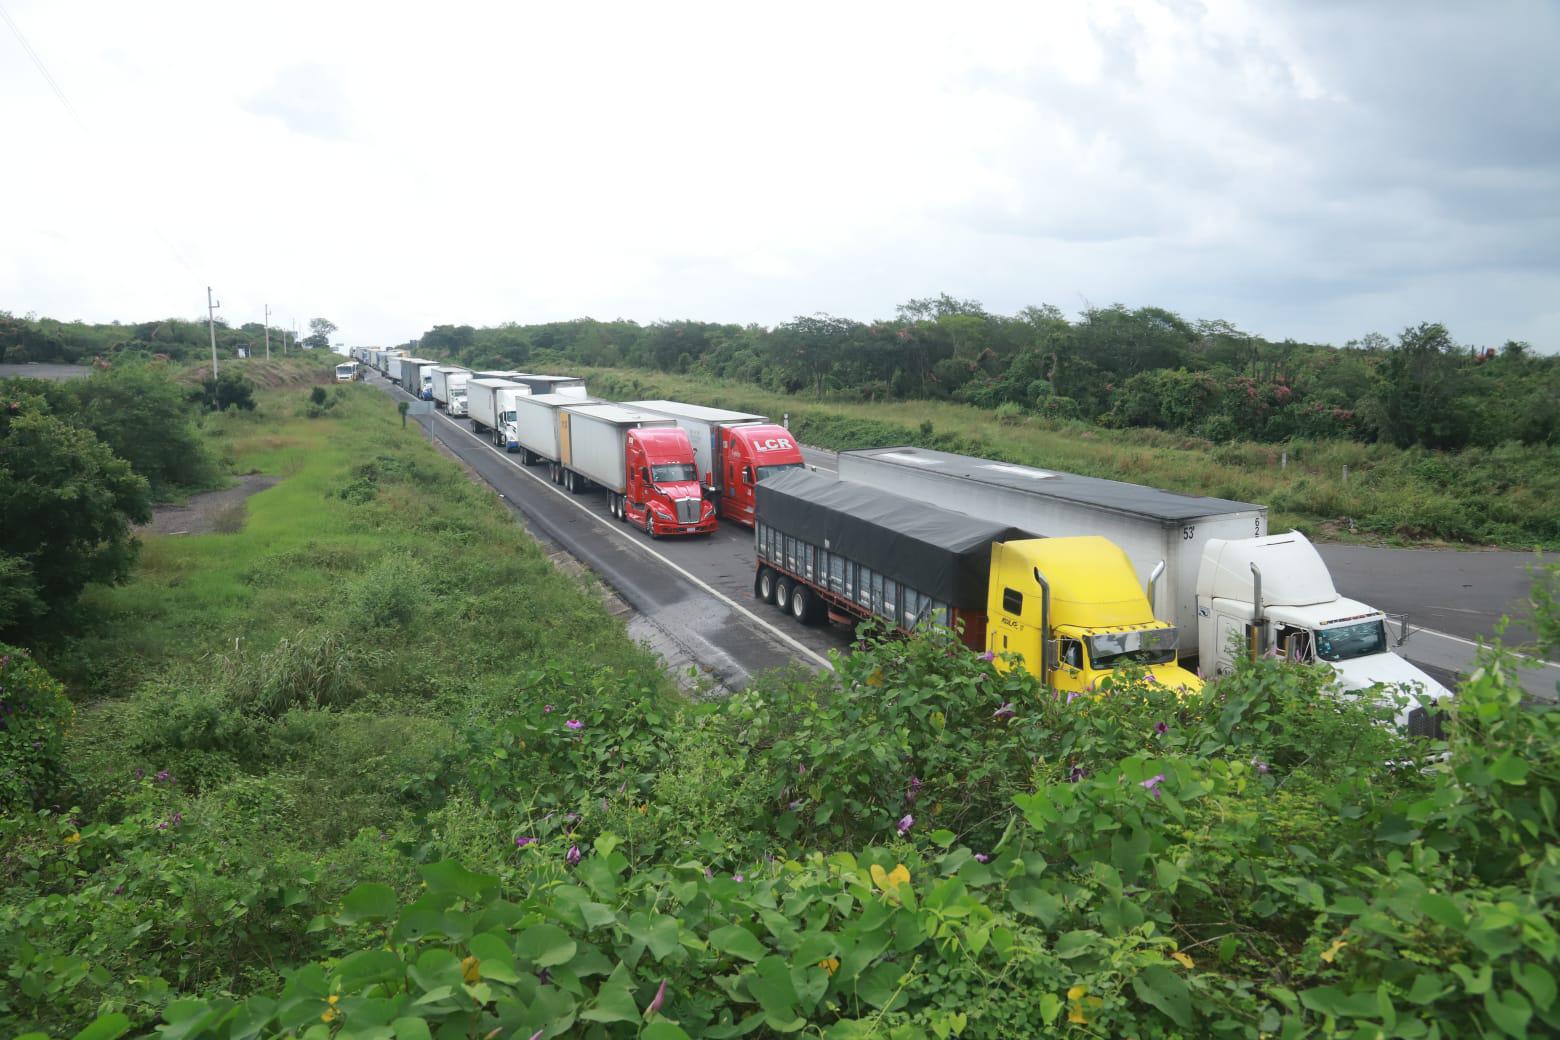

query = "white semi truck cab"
[{"left": 1197, "top": 531, "right": 1450, "bottom": 734}]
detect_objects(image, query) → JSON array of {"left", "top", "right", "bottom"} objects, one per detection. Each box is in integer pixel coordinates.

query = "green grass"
[{"left": 545, "top": 364, "right": 1559, "bottom": 549}]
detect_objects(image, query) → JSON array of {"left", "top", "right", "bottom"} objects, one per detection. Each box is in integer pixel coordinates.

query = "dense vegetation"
[
  {"left": 4, "top": 378, "right": 1558, "bottom": 1038},
  {"left": 0, "top": 312, "right": 340, "bottom": 366},
  {"left": 406, "top": 301, "right": 1557, "bottom": 453}
]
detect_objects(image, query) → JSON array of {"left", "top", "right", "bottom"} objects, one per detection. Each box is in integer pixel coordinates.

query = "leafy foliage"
[
  {"left": 0, "top": 646, "right": 73, "bottom": 812},
  {"left": 192, "top": 370, "right": 257, "bottom": 412}
]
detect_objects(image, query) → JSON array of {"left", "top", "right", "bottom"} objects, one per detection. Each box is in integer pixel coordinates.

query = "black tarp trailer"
[{"left": 753, "top": 469, "right": 1028, "bottom": 646}]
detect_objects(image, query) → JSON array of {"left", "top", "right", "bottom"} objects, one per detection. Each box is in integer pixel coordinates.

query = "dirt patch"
[{"left": 140, "top": 475, "right": 281, "bottom": 536}]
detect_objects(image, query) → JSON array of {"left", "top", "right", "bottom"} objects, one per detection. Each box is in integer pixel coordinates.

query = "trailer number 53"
[{"left": 1182, "top": 525, "right": 1196, "bottom": 540}]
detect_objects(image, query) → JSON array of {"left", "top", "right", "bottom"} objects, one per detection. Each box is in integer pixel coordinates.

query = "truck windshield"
[
  {"left": 756, "top": 462, "right": 804, "bottom": 482},
  {"left": 1087, "top": 629, "right": 1179, "bottom": 669},
  {"left": 1315, "top": 620, "right": 1387, "bottom": 662},
  {"left": 651, "top": 463, "right": 697, "bottom": 482}
]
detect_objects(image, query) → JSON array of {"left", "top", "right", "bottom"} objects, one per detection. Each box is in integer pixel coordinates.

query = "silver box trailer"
[
  {"left": 429, "top": 366, "right": 471, "bottom": 408},
  {"left": 559, "top": 405, "right": 675, "bottom": 493},
  {"left": 836, "top": 446, "right": 1267, "bottom": 642},
  {"left": 625, "top": 400, "right": 766, "bottom": 486},
  {"left": 512, "top": 392, "right": 604, "bottom": 465},
  {"left": 467, "top": 378, "right": 528, "bottom": 440},
  {"left": 510, "top": 375, "right": 587, "bottom": 397},
  {"left": 391, "top": 356, "right": 437, "bottom": 389}
]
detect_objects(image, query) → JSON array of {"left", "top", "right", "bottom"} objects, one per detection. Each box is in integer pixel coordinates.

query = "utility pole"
[
  {"left": 207, "top": 286, "right": 221, "bottom": 379},
  {"left": 264, "top": 303, "right": 271, "bottom": 359}
]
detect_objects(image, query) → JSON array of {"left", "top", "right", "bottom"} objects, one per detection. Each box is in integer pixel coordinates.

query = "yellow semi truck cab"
[{"left": 985, "top": 536, "right": 1202, "bottom": 694}]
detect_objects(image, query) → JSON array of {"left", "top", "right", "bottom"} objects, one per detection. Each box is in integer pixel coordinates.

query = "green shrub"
[
  {"left": 0, "top": 646, "right": 72, "bottom": 811},
  {"left": 224, "top": 628, "right": 383, "bottom": 718},
  {"left": 342, "top": 552, "right": 430, "bottom": 629}
]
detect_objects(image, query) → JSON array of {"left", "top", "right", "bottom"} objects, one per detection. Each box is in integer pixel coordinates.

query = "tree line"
[
  {"left": 405, "top": 298, "right": 1556, "bottom": 452},
  {"left": 0, "top": 312, "right": 341, "bottom": 366}
]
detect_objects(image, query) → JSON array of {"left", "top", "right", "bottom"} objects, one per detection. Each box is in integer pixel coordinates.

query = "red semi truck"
[
  {"left": 626, "top": 400, "right": 806, "bottom": 526},
  {"left": 558, "top": 404, "right": 717, "bottom": 537}
]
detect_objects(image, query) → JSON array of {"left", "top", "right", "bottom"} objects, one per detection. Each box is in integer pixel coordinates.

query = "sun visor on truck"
[{"left": 756, "top": 469, "right": 1029, "bottom": 609}]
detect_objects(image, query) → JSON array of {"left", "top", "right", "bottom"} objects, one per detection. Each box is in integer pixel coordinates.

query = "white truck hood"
[{"left": 1329, "top": 651, "right": 1451, "bottom": 708}]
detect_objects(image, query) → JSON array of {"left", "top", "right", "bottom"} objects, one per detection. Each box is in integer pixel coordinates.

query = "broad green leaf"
[
  {"left": 1051, "top": 930, "right": 1097, "bottom": 958},
  {"left": 1514, "top": 963, "right": 1556, "bottom": 1012},
  {"left": 1484, "top": 988, "right": 1533, "bottom": 1037},
  {"left": 1131, "top": 965, "right": 1191, "bottom": 1027},
  {"left": 71, "top": 1015, "right": 131, "bottom": 1040},
  {"left": 643, "top": 1024, "right": 693, "bottom": 1040},
  {"left": 418, "top": 861, "right": 499, "bottom": 901},
  {"left": 336, "top": 949, "right": 404, "bottom": 990},
  {"left": 1488, "top": 753, "right": 1529, "bottom": 784},
  {"left": 518, "top": 923, "right": 578, "bottom": 968},
  {"left": 1419, "top": 892, "right": 1465, "bottom": 930},
  {"left": 709, "top": 924, "right": 768, "bottom": 963},
  {"left": 855, "top": 962, "right": 907, "bottom": 1010},
  {"left": 1008, "top": 884, "right": 1061, "bottom": 927},
  {"left": 338, "top": 883, "right": 399, "bottom": 924},
  {"left": 391, "top": 1018, "right": 433, "bottom": 1040},
  {"left": 407, "top": 949, "right": 462, "bottom": 994},
  {"left": 747, "top": 956, "right": 800, "bottom": 1019},
  {"left": 646, "top": 915, "right": 682, "bottom": 960},
  {"left": 579, "top": 982, "right": 640, "bottom": 1024}
]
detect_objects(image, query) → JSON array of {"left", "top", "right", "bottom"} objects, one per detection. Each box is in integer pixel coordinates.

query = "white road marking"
[{"left": 387, "top": 380, "right": 836, "bottom": 672}]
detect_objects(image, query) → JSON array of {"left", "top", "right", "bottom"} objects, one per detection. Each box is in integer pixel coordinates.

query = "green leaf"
[
  {"left": 338, "top": 883, "right": 400, "bottom": 924},
  {"left": 748, "top": 956, "right": 800, "bottom": 1019},
  {"left": 643, "top": 1024, "right": 693, "bottom": 1040},
  {"left": 709, "top": 924, "right": 768, "bottom": 963},
  {"left": 855, "top": 962, "right": 907, "bottom": 1010},
  {"left": 1405, "top": 972, "right": 1450, "bottom": 1005},
  {"left": 1514, "top": 963, "right": 1556, "bottom": 1012},
  {"left": 1131, "top": 965, "right": 1191, "bottom": 1027},
  {"left": 391, "top": 1018, "right": 433, "bottom": 1040},
  {"left": 418, "top": 860, "right": 499, "bottom": 901},
  {"left": 1484, "top": 988, "right": 1533, "bottom": 1037},
  {"left": 1037, "top": 992, "right": 1063, "bottom": 1025},
  {"left": 929, "top": 829, "right": 956, "bottom": 847},
  {"left": 1419, "top": 892, "right": 1465, "bottom": 931},
  {"left": 336, "top": 949, "right": 404, "bottom": 990},
  {"left": 518, "top": 923, "right": 578, "bottom": 968},
  {"left": 71, "top": 1015, "right": 131, "bottom": 1040},
  {"left": 579, "top": 981, "right": 640, "bottom": 1024},
  {"left": 1051, "top": 930, "right": 1097, "bottom": 958},
  {"left": 1488, "top": 753, "right": 1530, "bottom": 784},
  {"left": 407, "top": 949, "right": 463, "bottom": 994},
  {"left": 1008, "top": 884, "right": 1061, "bottom": 927},
  {"left": 645, "top": 915, "right": 682, "bottom": 960}
]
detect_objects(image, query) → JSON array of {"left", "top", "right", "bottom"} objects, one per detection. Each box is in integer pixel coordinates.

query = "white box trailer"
[
  {"left": 836, "top": 446, "right": 1267, "bottom": 653},
  {"left": 393, "top": 357, "right": 439, "bottom": 397},
  {"left": 559, "top": 405, "right": 676, "bottom": 494},
  {"left": 625, "top": 400, "right": 766, "bottom": 486},
  {"left": 510, "top": 375, "right": 587, "bottom": 397},
  {"left": 467, "top": 378, "right": 529, "bottom": 445},
  {"left": 512, "top": 392, "right": 603, "bottom": 466},
  {"left": 429, "top": 366, "right": 471, "bottom": 409}
]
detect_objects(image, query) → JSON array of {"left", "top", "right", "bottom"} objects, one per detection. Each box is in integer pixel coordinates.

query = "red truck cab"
[
  {"left": 714, "top": 424, "right": 805, "bottom": 526},
  {"left": 622, "top": 428, "right": 717, "bottom": 537}
]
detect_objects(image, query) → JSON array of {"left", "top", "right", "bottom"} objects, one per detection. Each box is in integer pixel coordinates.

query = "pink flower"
[
  {"left": 515, "top": 836, "right": 536, "bottom": 848},
  {"left": 897, "top": 814, "right": 914, "bottom": 835},
  {"left": 565, "top": 719, "right": 584, "bottom": 731},
  {"left": 979, "top": 650, "right": 995, "bottom": 662},
  {"left": 645, "top": 979, "right": 667, "bottom": 1016},
  {"left": 974, "top": 853, "right": 990, "bottom": 863},
  {"left": 566, "top": 844, "right": 582, "bottom": 866},
  {"left": 993, "top": 702, "right": 1016, "bottom": 722},
  {"left": 1139, "top": 773, "right": 1167, "bottom": 799},
  {"left": 732, "top": 873, "right": 744, "bottom": 882},
  {"left": 1154, "top": 721, "right": 1169, "bottom": 736},
  {"left": 543, "top": 704, "right": 554, "bottom": 713}
]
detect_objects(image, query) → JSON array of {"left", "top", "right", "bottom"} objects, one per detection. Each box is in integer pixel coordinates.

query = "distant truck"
[
  {"left": 558, "top": 404, "right": 716, "bottom": 536},
  {"left": 334, "top": 361, "right": 356, "bottom": 383},
  {"left": 511, "top": 392, "right": 605, "bottom": 470},
  {"left": 837, "top": 446, "right": 1446, "bottom": 721},
  {"left": 467, "top": 378, "right": 529, "bottom": 448},
  {"left": 429, "top": 366, "right": 471, "bottom": 414},
  {"left": 391, "top": 357, "right": 439, "bottom": 397},
  {"left": 754, "top": 470, "right": 1200, "bottom": 691},
  {"left": 626, "top": 400, "right": 806, "bottom": 525},
  {"left": 510, "top": 374, "right": 587, "bottom": 397}
]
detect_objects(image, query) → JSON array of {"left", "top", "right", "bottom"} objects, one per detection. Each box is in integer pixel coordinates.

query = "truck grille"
[
  {"left": 1407, "top": 706, "right": 1447, "bottom": 740},
  {"left": 674, "top": 498, "right": 701, "bottom": 524}
]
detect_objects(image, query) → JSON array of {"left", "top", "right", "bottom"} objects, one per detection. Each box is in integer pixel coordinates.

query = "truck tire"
[
  {"left": 791, "top": 585, "right": 818, "bottom": 625},
  {"left": 774, "top": 577, "right": 792, "bottom": 613},
  {"left": 755, "top": 567, "right": 775, "bottom": 603}
]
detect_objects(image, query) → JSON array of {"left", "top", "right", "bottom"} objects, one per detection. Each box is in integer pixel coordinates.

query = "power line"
[{"left": 0, "top": 2, "right": 84, "bottom": 128}]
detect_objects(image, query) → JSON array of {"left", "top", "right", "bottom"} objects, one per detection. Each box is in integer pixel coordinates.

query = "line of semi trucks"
[{"left": 354, "top": 347, "right": 1449, "bottom": 733}]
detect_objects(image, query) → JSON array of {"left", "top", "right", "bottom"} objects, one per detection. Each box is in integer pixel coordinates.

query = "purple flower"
[
  {"left": 787, "top": 799, "right": 804, "bottom": 812},
  {"left": 536, "top": 968, "right": 551, "bottom": 985},
  {"left": 1068, "top": 764, "right": 1087, "bottom": 783},
  {"left": 732, "top": 873, "right": 744, "bottom": 883},
  {"left": 992, "top": 702, "right": 1016, "bottom": 722},
  {"left": 797, "top": 763, "right": 807, "bottom": 776},
  {"left": 600, "top": 797, "right": 610, "bottom": 812},
  {"left": 564, "top": 812, "right": 580, "bottom": 827},
  {"left": 565, "top": 719, "right": 584, "bottom": 731},
  {"left": 1066, "top": 691, "right": 1080, "bottom": 704},
  {"left": 113, "top": 884, "right": 125, "bottom": 895},
  {"left": 566, "top": 844, "right": 582, "bottom": 866},
  {"left": 155, "top": 770, "right": 171, "bottom": 783},
  {"left": 1154, "top": 721, "right": 1169, "bottom": 736},
  {"left": 169, "top": 812, "right": 183, "bottom": 827},
  {"left": 905, "top": 776, "right": 923, "bottom": 804},
  {"left": 897, "top": 814, "right": 914, "bottom": 835},
  {"left": 543, "top": 704, "right": 554, "bottom": 713},
  {"left": 1250, "top": 757, "right": 1270, "bottom": 775},
  {"left": 528, "top": 1031, "right": 543, "bottom": 1040},
  {"left": 1139, "top": 773, "right": 1167, "bottom": 799},
  {"left": 515, "top": 835, "right": 536, "bottom": 848},
  {"left": 979, "top": 650, "right": 995, "bottom": 662},
  {"left": 156, "top": 821, "right": 168, "bottom": 831},
  {"left": 133, "top": 768, "right": 144, "bottom": 781},
  {"left": 704, "top": 867, "right": 714, "bottom": 878},
  {"left": 974, "top": 853, "right": 990, "bottom": 863},
  {"left": 645, "top": 979, "right": 667, "bottom": 1016}
]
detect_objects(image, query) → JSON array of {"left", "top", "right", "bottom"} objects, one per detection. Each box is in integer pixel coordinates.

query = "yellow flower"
[
  {"left": 327, "top": 995, "right": 339, "bottom": 1006},
  {"left": 461, "top": 955, "right": 482, "bottom": 984},
  {"left": 1171, "top": 950, "right": 1195, "bottom": 969},
  {"left": 321, "top": 1007, "right": 337, "bottom": 1023},
  {"left": 64, "top": 833, "right": 81, "bottom": 845},
  {"left": 1067, "top": 985, "right": 1087, "bottom": 1001},
  {"left": 819, "top": 957, "right": 840, "bottom": 975},
  {"left": 1066, "top": 985, "right": 1100, "bottom": 1025},
  {"left": 1067, "top": 1005, "right": 1089, "bottom": 1025},
  {"left": 865, "top": 668, "right": 884, "bottom": 687},
  {"left": 638, "top": 804, "right": 648, "bottom": 815},
  {"left": 1320, "top": 937, "right": 1348, "bottom": 963},
  {"left": 869, "top": 863, "right": 911, "bottom": 903}
]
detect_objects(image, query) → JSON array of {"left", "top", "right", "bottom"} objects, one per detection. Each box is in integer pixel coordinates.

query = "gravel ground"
[{"left": 139, "top": 474, "right": 280, "bottom": 535}]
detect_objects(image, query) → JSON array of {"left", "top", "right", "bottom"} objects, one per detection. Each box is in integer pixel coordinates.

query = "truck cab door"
[
  {"left": 1054, "top": 638, "right": 1088, "bottom": 694},
  {"left": 985, "top": 543, "right": 1047, "bottom": 681}
]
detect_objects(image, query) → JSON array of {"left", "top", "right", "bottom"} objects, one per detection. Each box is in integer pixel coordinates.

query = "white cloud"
[{"left": 0, "top": 0, "right": 1554, "bottom": 349}]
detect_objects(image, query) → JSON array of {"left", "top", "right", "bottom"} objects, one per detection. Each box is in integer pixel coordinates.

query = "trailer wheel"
[
  {"left": 790, "top": 585, "right": 818, "bottom": 625},
  {"left": 755, "top": 568, "right": 775, "bottom": 602},
  {"left": 774, "top": 577, "right": 793, "bottom": 613}
]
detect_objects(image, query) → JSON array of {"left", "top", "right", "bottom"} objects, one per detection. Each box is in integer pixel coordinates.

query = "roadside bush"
[
  {"left": 342, "top": 552, "right": 430, "bottom": 629},
  {"left": 223, "top": 628, "right": 383, "bottom": 718},
  {"left": 122, "top": 680, "right": 270, "bottom": 792},
  {"left": 191, "top": 370, "right": 256, "bottom": 412},
  {"left": 0, "top": 646, "right": 72, "bottom": 811}
]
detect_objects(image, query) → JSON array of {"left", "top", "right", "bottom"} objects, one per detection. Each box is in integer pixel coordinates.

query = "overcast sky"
[{"left": 3, "top": 1, "right": 1556, "bottom": 350}]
